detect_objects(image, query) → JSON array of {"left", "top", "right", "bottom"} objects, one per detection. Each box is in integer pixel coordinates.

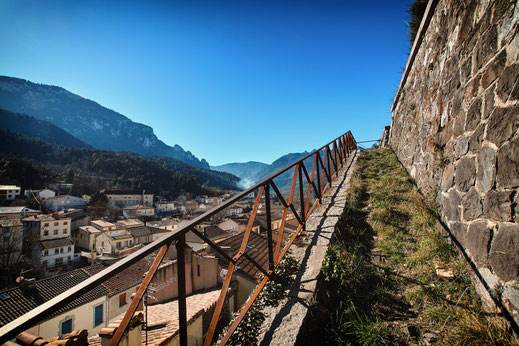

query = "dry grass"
[{"left": 306, "top": 148, "right": 517, "bottom": 345}]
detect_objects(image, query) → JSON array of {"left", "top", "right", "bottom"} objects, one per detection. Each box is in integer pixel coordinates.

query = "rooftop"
[
  {"left": 40, "top": 237, "right": 74, "bottom": 250},
  {"left": 116, "top": 219, "right": 144, "bottom": 228},
  {"left": 81, "top": 259, "right": 151, "bottom": 297},
  {"left": 91, "top": 220, "right": 115, "bottom": 229},
  {"left": 79, "top": 225, "right": 101, "bottom": 234},
  {"left": 104, "top": 189, "right": 152, "bottom": 195},
  {"left": 0, "top": 271, "right": 108, "bottom": 327},
  {"left": 123, "top": 205, "right": 154, "bottom": 210}
]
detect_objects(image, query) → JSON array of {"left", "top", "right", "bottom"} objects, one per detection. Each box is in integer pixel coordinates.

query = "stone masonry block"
[
  {"left": 466, "top": 97, "right": 482, "bottom": 132},
  {"left": 489, "top": 222, "right": 519, "bottom": 281},
  {"left": 467, "top": 220, "right": 492, "bottom": 267},
  {"left": 486, "top": 107, "right": 519, "bottom": 147},
  {"left": 463, "top": 187, "right": 483, "bottom": 220},
  {"left": 455, "top": 156, "right": 476, "bottom": 192},
  {"left": 484, "top": 190, "right": 513, "bottom": 221},
  {"left": 468, "top": 123, "right": 485, "bottom": 153},
  {"left": 481, "top": 50, "right": 506, "bottom": 89},
  {"left": 496, "top": 137, "right": 519, "bottom": 189},
  {"left": 476, "top": 145, "right": 497, "bottom": 193},
  {"left": 496, "top": 63, "right": 519, "bottom": 102},
  {"left": 444, "top": 189, "right": 462, "bottom": 222},
  {"left": 482, "top": 84, "right": 495, "bottom": 120}
]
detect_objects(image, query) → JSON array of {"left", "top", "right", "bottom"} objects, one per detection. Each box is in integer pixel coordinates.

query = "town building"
[
  {"left": 45, "top": 195, "right": 87, "bottom": 212},
  {"left": 91, "top": 220, "right": 116, "bottom": 232},
  {"left": 0, "top": 206, "right": 39, "bottom": 218},
  {"left": 103, "top": 190, "right": 153, "bottom": 208},
  {"left": 95, "top": 229, "right": 135, "bottom": 256},
  {"left": 73, "top": 226, "right": 101, "bottom": 251},
  {"left": 36, "top": 237, "right": 79, "bottom": 270},
  {"left": 122, "top": 205, "right": 155, "bottom": 219},
  {"left": 0, "top": 217, "right": 24, "bottom": 266},
  {"left": 146, "top": 219, "right": 179, "bottom": 232},
  {"left": 24, "top": 189, "right": 56, "bottom": 200},
  {"left": 116, "top": 219, "right": 144, "bottom": 229},
  {"left": 0, "top": 185, "right": 21, "bottom": 200},
  {"left": 22, "top": 214, "right": 72, "bottom": 241}
]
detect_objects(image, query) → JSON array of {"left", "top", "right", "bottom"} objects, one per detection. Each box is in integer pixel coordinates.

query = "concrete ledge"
[{"left": 257, "top": 151, "right": 358, "bottom": 346}]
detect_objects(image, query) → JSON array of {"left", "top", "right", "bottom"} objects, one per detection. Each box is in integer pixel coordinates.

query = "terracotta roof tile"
[{"left": 0, "top": 271, "right": 108, "bottom": 327}]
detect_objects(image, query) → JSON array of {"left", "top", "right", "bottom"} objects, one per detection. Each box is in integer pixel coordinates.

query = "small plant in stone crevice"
[{"left": 226, "top": 256, "right": 298, "bottom": 345}]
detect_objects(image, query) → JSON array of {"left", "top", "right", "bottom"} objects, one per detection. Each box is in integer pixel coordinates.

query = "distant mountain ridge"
[
  {"left": 0, "top": 108, "right": 91, "bottom": 149},
  {"left": 211, "top": 161, "right": 269, "bottom": 189},
  {"left": 213, "top": 151, "right": 310, "bottom": 190},
  {"left": 0, "top": 76, "right": 209, "bottom": 169}
]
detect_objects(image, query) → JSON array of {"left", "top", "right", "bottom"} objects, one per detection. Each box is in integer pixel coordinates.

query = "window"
[
  {"left": 55, "top": 257, "right": 63, "bottom": 266},
  {"left": 119, "top": 293, "right": 127, "bottom": 307},
  {"left": 54, "top": 230, "right": 58, "bottom": 235},
  {"left": 116, "top": 242, "right": 121, "bottom": 249},
  {"left": 44, "top": 230, "right": 49, "bottom": 236},
  {"left": 44, "top": 223, "right": 49, "bottom": 227},
  {"left": 94, "top": 304, "right": 103, "bottom": 326},
  {"left": 60, "top": 318, "right": 72, "bottom": 335},
  {"left": 54, "top": 222, "right": 59, "bottom": 226},
  {"left": 55, "top": 249, "right": 59, "bottom": 255},
  {"left": 42, "top": 260, "right": 47, "bottom": 266},
  {"left": 197, "top": 264, "right": 200, "bottom": 277},
  {"left": 63, "top": 221, "right": 68, "bottom": 225},
  {"left": 60, "top": 247, "right": 64, "bottom": 253},
  {"left": 44, "top": 250, "right": 49, "bottom": 256},
  {"left": 124, "top": 240, "right": 128, "bottom": 247},
  {"left": 63, "top": 229, "right": 67, "bottom": 234},
  {"left": 68, "top": 246, "right": 71, "bottom": 252}
]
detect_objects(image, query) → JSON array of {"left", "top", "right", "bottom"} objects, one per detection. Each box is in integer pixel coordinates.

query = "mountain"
[
  {"left": 0, "top": 130, "right": 239, "bottom": 199},
  {"left": 0, "top": 76, "right": 209, "bottom": 169},
  {"left": 0, "top": 108, "right": 91, "bottom": 149},
  {"left": 211, "top": 161, "right": 269, "bottom": 189},
  {"left": 213, "top": 152, "right": 311, "bottom": 191}
]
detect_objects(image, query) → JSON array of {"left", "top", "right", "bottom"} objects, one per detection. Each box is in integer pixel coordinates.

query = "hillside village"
[{"left": 0, "top": 181, "right": 300, "bottom": 343}]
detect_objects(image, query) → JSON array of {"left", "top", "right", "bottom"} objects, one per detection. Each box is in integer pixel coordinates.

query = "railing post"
[
  {"left": 315, "top": 153, "right": 321, "bottom": 203},
  {"left": 176, "top": 235, "right": 188, "bottom": 346},
  {"left": 265, "top": 183, "right": 274, "bottom": 270},
  {"left": 298, "top": 164, "right": 305, "bottom": 233}
]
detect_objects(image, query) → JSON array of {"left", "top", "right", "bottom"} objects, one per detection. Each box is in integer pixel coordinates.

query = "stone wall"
[{"left": 390, "top": 0, "right": 519, "bottom": 324}]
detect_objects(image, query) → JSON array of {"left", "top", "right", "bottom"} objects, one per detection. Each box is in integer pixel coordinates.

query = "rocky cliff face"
[
  {"left": 390, "top": 0, "right": 518, "bottom": 325},
  {"left": 0, "top": 76, "right": 210, "bottom": 169}
]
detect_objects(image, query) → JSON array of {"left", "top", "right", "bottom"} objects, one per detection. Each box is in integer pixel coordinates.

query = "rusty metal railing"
[{"left": 0, "top": 131, "right": 356, "bottom": 345}]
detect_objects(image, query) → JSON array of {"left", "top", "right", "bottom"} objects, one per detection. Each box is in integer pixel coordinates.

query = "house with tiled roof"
[
  {"left": 202, "top": 231, "right": 278, "bottom": 306},
  {"left": 0, "top": 269, "right": 109, "bottom": 339},
  {"left": 82, "top": 259, "right": 151, "bottom": 322},
  {"left": 0, "top": 217, "right": 23, "bottom": 266},
  {"left": 122, "top": 204, "right": 155, "bottom": 219},
  {"left": 36, "top": 237, "right": 79, "bottom": 271},
  {"left": 44, "top": 195, "right": 87, "bottom": 212},
  {"left": 95, "top": 229, "right": 135, "bottom": 256},
  {"left": 103, "top": 189, "right": 153, "bottom": 209}
]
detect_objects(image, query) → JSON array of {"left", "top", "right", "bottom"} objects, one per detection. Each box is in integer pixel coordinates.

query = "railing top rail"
[{"left": 0, "top": 130, "right": 356, "bottom": 344}]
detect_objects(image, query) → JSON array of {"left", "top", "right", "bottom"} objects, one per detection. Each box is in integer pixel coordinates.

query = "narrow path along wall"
[
  {"left": 256, "top": 151, "right": 358, "bottom": 346},
  {"left": 390, "top": 0, "right": 519, "bottom": 326}
]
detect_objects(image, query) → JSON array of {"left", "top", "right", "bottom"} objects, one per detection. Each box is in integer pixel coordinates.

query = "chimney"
[{"left": 100, "top": 313, "right": 143, "bottom": 346}]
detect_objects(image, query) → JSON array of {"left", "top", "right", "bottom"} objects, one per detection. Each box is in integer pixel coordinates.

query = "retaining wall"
[{"left": 390, "top": 0, "right": 519, "bottom": 325}]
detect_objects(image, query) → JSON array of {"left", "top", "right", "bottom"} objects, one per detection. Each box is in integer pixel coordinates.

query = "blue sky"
[{"left": 1, "top": 0, "right": 413, "bottom": 166}]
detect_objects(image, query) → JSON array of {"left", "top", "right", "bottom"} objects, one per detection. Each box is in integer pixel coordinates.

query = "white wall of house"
[
  {"left": 27, "top": 295, "right": 107, "bottom": 340},
  {"left": 45, "top": 196, "right": 86, "bottom": 212},
  {"left": 0, "top": 186, "right": 20, "bottom": 200},
  {"left": 108, "top": 286, "right": 139, "bottom": 322},
  {"left": 41, "top": 243, "right": 78, "bottom": 268},
  {"left": 40, "top": 218, "right": 71, "bottom": 240}
]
